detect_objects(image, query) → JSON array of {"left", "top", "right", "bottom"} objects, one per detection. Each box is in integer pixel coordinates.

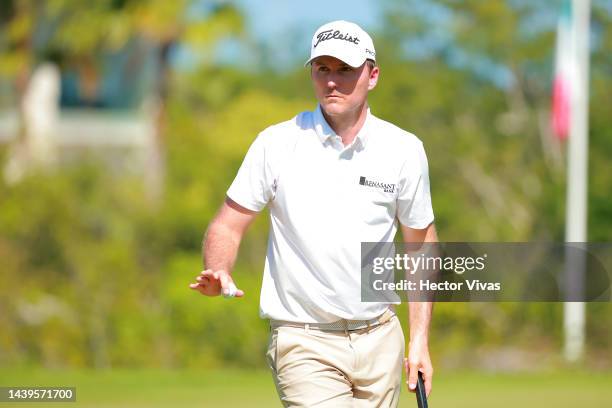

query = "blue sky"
[
  {"left": 179, "top": 0, "right": 588, "bottom": 88},
  {"left": 233, "top": 0, "right": 382, "bottom": 42},
  {"left": 179, "top": 0, "right": 385, "bottom": 71},
  {"left": 220, "top": 0, "right": 384, "bottom": 69}
]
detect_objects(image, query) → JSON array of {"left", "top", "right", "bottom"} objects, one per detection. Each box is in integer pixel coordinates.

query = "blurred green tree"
[{"left": 0, "top": 0, "right": 610, "bottom": 371}]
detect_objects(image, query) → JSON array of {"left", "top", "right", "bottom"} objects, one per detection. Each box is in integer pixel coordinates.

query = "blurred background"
[{"left": 0, "top": 0, "right": 611, "bottom": 406}]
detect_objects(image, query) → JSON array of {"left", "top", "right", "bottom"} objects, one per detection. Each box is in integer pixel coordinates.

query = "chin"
[{"left": 321, "top": 102, "right": 344, "bottom": 116}]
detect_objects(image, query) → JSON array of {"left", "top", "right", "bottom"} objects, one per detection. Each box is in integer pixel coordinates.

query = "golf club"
[{"left": 416, "top": 371, "right": 428, "bottom": 408}]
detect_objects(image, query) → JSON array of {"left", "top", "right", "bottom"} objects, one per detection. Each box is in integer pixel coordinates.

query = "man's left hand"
[{"left": 404, "top": 336, "right": 433, "bottom": 397}]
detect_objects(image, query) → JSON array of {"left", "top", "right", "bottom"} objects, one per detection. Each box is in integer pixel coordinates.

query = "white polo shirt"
[{"left": 227, "top": 104, "right": 434, "bottom": 323}]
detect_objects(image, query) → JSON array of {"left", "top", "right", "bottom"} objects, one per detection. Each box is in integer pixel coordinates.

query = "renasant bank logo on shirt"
[{"left": 359, "top": 176, "right": 396, "bottom": 193}]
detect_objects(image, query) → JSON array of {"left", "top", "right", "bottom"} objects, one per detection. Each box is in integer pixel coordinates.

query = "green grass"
[{"left": 0, "top": 368, "right": 611, "bottom": 407}]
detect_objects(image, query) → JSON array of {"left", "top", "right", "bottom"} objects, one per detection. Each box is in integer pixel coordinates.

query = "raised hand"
[{"left": 189, "top": 269, "right": 244, "bottom": 298}]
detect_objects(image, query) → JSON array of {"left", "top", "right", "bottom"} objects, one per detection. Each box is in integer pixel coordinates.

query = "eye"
[
  {"left": 318, "top": 66, "right": 329, "bottom": 72},
  {"left": 340, "top": 66, "right": 353, "bottom": 72}
]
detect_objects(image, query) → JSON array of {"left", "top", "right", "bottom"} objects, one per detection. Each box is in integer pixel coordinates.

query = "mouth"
[{"left": 325, "top": 95, "right": 342, "bottom": 99}]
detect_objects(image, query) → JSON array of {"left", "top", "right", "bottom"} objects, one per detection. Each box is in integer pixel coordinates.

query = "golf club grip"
[{"left": 416, "top": 371, "right": 428, "bottom": 408}]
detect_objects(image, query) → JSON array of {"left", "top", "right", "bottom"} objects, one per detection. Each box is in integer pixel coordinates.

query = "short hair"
[
  {"left": 308, "top": 59, "right": 377, "bottom": 71},
  {"left": 366, "top": 59, "right": 376, "bottom": 71}
]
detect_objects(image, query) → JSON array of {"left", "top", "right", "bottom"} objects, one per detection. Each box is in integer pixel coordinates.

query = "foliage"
[{"left": 0, "top": 0, "right": 611, "bottom": 370}]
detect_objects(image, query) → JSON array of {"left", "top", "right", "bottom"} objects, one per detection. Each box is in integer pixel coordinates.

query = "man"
[{"left": 190, "top": 20, "right": 436, "bottom": 407}]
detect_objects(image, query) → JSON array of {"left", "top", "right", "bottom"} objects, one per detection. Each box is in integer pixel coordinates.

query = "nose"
[{"left": 326, "top": 72, "right": 339, "bottom": 90}]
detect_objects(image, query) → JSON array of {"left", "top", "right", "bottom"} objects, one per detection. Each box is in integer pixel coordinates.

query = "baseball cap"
[{"left": 305, "top": 20, "right": 376, "bottom": 68}]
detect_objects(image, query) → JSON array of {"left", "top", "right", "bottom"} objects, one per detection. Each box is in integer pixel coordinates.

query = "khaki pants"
[{"left": 266, "top": 315, "right": 405, "bottom": 407}]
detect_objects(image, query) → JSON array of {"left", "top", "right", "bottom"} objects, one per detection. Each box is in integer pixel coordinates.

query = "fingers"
[
  {"left": 423, "top": 366, "right": 433, "bottom": 397},
  {"left": 189, "top": 282, "right": 208, "bottom": 296},
  {"left": 217, "top": 272, "right": 230, "bottom": 295},
  {"left": 404, "top": 356, "right": 434, "bottom": 397},
  {"left": 195, "top": 275, "right": 210, "bottom": 284},
  {"left": 405, "top": 358, "right": 419, "bottom": 392},
  {"left": 188, "top": 270, "right": 244, "bottom": 298},
  {"left": 188, "top": 270, "right": 216, "bottom": 295},
  {"left": 189, "top": 271, "right": 212, "bottom": 291},
  {"left": 213, "top": 271, "right": 245, "bottom": 298}
]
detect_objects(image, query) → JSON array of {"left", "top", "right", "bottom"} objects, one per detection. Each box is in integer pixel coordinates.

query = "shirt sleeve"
[
  {"left": 226, "top": 133, "right": 274, "bottom": 212},
  {"left": 396, "top": 141, "right": 435, "bottom": 229}
]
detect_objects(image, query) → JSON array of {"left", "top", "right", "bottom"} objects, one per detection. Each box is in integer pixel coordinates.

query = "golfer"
[{"left": 190, "top": 20, "right": 437, "bottom": 407}]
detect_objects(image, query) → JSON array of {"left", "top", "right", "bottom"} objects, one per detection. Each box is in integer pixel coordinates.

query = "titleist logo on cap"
[{"left": 314, "top": 29, "right": 360, "bottom": 48}]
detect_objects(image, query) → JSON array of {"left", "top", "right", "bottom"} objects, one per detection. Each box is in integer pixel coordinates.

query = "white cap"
[{"left": 305, "top": 20, "right": 376, "bottom": 68}]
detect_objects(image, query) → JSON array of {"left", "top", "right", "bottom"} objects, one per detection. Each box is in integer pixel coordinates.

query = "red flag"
[{"left": 551, "top": 0, "right": 575, "bottom": 141}]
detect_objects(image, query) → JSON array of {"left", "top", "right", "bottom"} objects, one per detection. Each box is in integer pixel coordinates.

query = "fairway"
[{"left": 1, "top": 368, "right": 610, "bottom": 407}]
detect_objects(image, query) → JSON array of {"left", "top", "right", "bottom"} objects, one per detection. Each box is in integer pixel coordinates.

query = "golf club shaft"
[{"left": 416, "top": 371, "right": 428, "bottom": 408}]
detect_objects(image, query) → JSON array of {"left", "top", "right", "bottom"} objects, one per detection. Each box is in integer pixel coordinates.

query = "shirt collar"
[{"left": 313, "top": 104, "right": 372, "bottom": 149}]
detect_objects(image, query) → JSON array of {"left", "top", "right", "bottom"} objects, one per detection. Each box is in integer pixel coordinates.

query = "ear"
[{"left": 368, "top": 66, "right": 379, "bottom": 91}]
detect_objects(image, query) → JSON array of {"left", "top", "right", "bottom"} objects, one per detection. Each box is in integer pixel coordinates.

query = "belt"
[{"left": 270, "top": 309, "right": 395, "bottom": 332}]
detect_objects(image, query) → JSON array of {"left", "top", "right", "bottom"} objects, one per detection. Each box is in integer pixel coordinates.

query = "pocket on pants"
[
  {"left": 393, "top": 316, "right": 406, "bottom": 357},
  {"left": 267, "top": 327, "right": 290, "bottom": 373},
  {"left": 266, "top": 328, "right": 279, "bottom": 373}
]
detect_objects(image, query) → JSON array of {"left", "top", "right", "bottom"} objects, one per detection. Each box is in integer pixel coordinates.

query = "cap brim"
[{"left": 304, "top": 47, "right": 366, "bottom": 68}]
